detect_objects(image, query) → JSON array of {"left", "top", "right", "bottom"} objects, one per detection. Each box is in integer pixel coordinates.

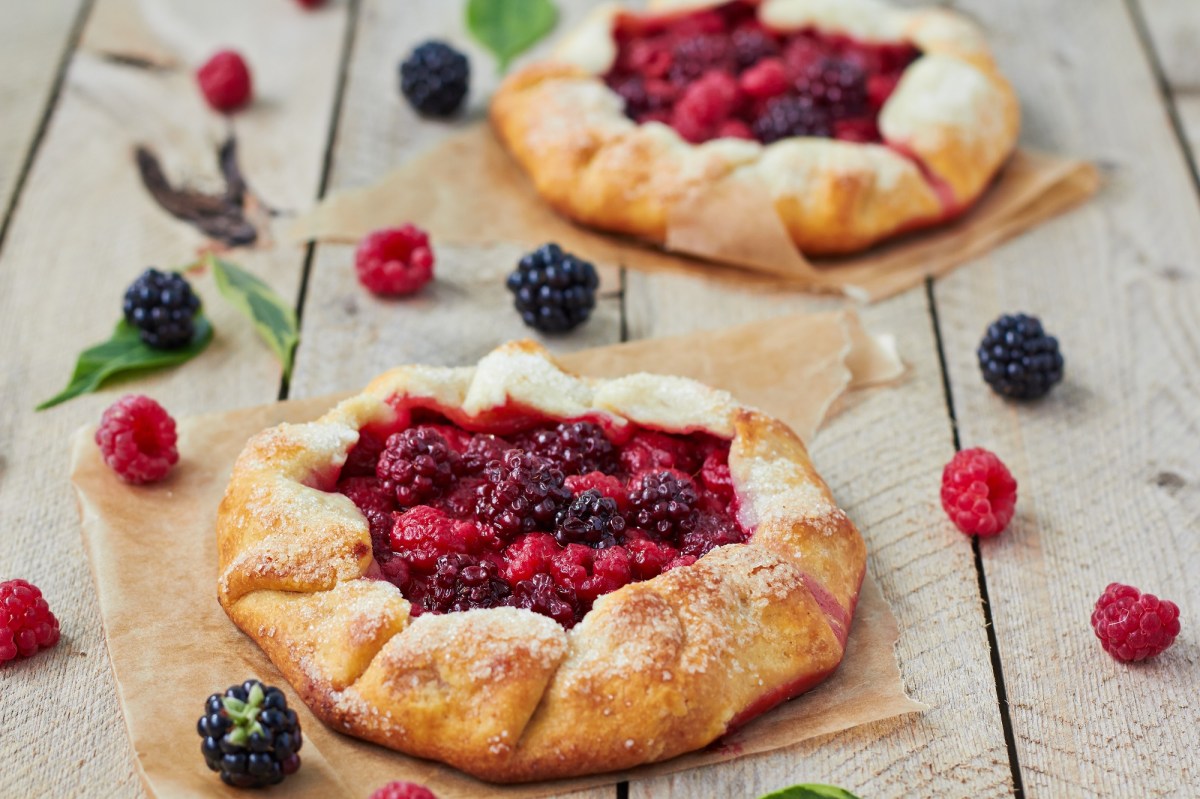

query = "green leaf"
[
  {"left": 37, "top": 316, "right": 213, "bottom": 410},
  {"left": 207, "top": 255, "right": 299, "bottom": 380},
  {"left": 758, "top": 785, "right": 862, "bottom": 799},
  {"left": 466, "top": 0, "right": 558, "bottom": 73}
]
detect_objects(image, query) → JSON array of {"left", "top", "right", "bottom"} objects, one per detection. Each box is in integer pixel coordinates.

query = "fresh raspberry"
[
  {"left": 294, "top": 0, "right": 325, "bottom": 8},
  {"left": 196, "top": 50, "right": 253, "bottom": 112},
  {"left": 554, "top": 489, "right": 626, "bottom": 548},
  {"left": 550, "top": 543, "right": 632, "bottom": 603},
  {"left": 1, "top": 579, "right": 61, "bottom": 662},
  {"left": 671, "top": 70, "right": 740, "bottom": 142},
  {"left": 1091, "top": 583, "right": 1181, "bottom": 662},
  {"left": 355, "top": 225, "right": 435, "bottom": 296},
  {"left": 619, "top": 430, "right": 703, "bottom": 474},
  {"left": 389, "top": 506, "right": 471, "bottom": 572},
  {"left": 624, "top": 532, "right": 679, "bottom": 580},
  {"left": 699, "top": 450, "right": 735, "bottom": 504},
  {"left": 833, "top": 117, "right": 880, "bottom": 143},
  {"left": 940, "top": 448, "right": 1018, "bottom": 536},
  {"left": 520, "top": 421, "right": 616, "bottom": 476},
  {"left": 565, "top": 471, "right": 626, "bottom": 507},
  {"left": 716, "top": 119, "right": 754, "bottom": 140},
  {"left": 337, "top": 476, "right": 396, "bottom": 558},
  {"left": 370, "top": 782, "right": 438, "bottom": 799},
  {"left": 501, "top": 533, "right": 561, "bottom": 584},
  {"left": 739, "top": 58, "right": 789, "bottom": 99},
  {"left": 95, "top": 395, "right": 179, "bottom": 484},
  {"left": 625, "top": 40, "right": 673, "bottom": 79},
  {"left": 626, "top": 471, "right": 698, "bottom": 538},
  {"left": 376, "top": 428, "right": 457, "bottom": 506},
  {"left": 475, "top": 450, "right": 572, "bottom": 538}
]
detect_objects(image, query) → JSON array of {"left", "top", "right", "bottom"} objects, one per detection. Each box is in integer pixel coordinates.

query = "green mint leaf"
[
  {"left": 466, "top": 0, "right": 558, "bottom": 73},
  {"left": 758, "top": 785, "right": 862, "bottom": 799},
  {"left": 207, "top": 256, "right": 299, "bottom": 380},
  {"left": 37, "top": 316, "right": 213, "bottom": 410}
]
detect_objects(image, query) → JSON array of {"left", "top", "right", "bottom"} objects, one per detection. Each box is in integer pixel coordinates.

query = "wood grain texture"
[
  {"left": 621, "top": 283, "right": 1014, "bottom": 797},
  {"left": 288, "top": 0, "right": 622, "bottom": 399},
  {"left": 1138, "top": 0, "right": 1200, "bottom": 90},
  {"left": 0, "top": 0, "right": 86, "bottom": 222},
  {"left": 0, "top": 1, "right": 351, "bottom": 796},
  {"left": 934, "top": 0, "right": 1200, "bottom": 796}
]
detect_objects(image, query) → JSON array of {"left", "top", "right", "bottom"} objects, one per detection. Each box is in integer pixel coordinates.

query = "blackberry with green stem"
[
  {"left": 198, "top": 679, "right": 302, "bottom": 788},
  {"left": 506, "top": 244, "right": 599, "bottom": 334},
  {"left": 122, "top": 268, "right": 201, "bottom": 349}
]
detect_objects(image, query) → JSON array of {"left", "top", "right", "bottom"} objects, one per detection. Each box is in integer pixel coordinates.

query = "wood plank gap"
[
  {"left": 1125, "top": 0, "right": 1200, "bottom": 197},
  {"left": 280, "top": 0, "right": 363, "bottom": 402},
  {"left": 0, "top": 0, "right": 96, "bottom": 257},
  {"left": 924, "top": 277, "right": 1026, "bottom": 799},
  {"left": 618, "top": 267, "right": 629, "bottom": 343}
]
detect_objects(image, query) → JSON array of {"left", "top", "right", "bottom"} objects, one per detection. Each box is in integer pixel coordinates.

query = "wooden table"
[{"left": 2, "top": 1, "right": 1197, "bottom": 796}]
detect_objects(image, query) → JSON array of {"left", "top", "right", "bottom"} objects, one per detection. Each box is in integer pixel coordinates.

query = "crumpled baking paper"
[
  {"left": 289, "top": 125, "right": 1098, "bottom": 302},
  {"left": 71, "top": 310, "right": 923, "bottom": 799}
]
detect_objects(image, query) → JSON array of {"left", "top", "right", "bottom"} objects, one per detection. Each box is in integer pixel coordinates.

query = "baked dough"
[
  {"left": 490, "top": 0, "right": 1019, "bottom": 255},
  {"left": 216, "top": 341, "right": 866, "bottom": 781}
]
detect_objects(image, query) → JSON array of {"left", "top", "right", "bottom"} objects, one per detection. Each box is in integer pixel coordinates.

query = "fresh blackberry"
[
  {"left": 421, "top": 553, "right": 510, "bottom": 614},
  {"left": 977, "top": 313, "right": 1064, "bottom": 400},
  {"left": 457, "top": 434, "right": 512, "bottom": 476},
  {"left": 122, "top": 268, "right": 201, "bottom": 349},
  {"left": 796, "top": 57, "right": 869, "bottom": 119},
  {"left": 521, "top": 421, "right": 615, "bottom": 475},
  {"left": 732, "top": 27, "right": 779, "bottom": 70},
  {"left": 751, "top": 95, "right": 832, "bottom": 142},
  {"left": 678, "top": 513, "right": 745, "bottom": 559},
  {"left": 399, "top": 41, "right": 469, "bottom": 117},
  {"left": 627, "top": 471, "right": 698, "bottom": 539},
  {"left": 669, "top": 34, "right": 731, "bottom": 83},
  {"left": 475, "top": 450, "right": 572, "bottom": 538},
  {"left": 555, "top": 489, "right": 626, "bottom": 548},
  {"left": 376, "top": 428, "right": 457, "bottom": 506},
  {"left": 197, "top": 680, "right": 302, "bottom": 788},
  {"left": 505, "top": 244, "right": 600, "bottom": 334},
  {"left": 507, "top": 572, "right": 579, "bottom": 627}
]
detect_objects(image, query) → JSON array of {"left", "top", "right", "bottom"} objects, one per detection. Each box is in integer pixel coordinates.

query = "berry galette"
[
  {"left": 217, "top": 341, "right": 866, "bottom": 781},
  {"left": 491, "top": 0, "right": 1019, "bottom": 255}
]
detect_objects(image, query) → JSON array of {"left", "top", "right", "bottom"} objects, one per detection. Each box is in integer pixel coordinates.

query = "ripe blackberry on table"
[
  {"left": 977, "top": 313, "right": 1064, "bottom": 400},
  {"left": 506, "top": 244, "right": 600, "bottom": 334},
  {"left": 198, "top": 679, "right": 302, "bottom": 788},
  {"left": 123, "top": 268, "right": 201, "bottom": 349},
  {"left": 399, "top": 41, "right": 470, "bottom": 117}
]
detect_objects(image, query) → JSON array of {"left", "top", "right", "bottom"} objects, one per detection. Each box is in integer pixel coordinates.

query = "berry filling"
[
  {"left": 336, "top": 408, "right": 749, "bottom": 627},
  {"left": 603, "top": 0, "right": 920, "bottom": 145}
]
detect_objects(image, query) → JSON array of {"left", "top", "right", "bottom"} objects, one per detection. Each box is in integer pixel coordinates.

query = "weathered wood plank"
[
  {"left": 0, "top": 0, "right": 87, "bottom": 227},
  {"left": 286, "top": 1, "right": 617, "bottom": 796},
  {"left": 0, "top": 1, "right": 351, "bottom": 796},
  {"left": 622, "top": 285, "right": 1013, "bottom": 797},
  {"left": 935, "top": 0, "right": 1200, "bottom": 796},
  {"left": 1138, "top": 0, "right": 1200, "bottom": 90}
]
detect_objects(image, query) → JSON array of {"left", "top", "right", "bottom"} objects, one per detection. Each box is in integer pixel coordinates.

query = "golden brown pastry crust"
[
  {"left": 490, "top": 0, "right": 1020, "bottom": 256},
  {"left": 216, "top": 341, "right": 866, "bottom": 782}
]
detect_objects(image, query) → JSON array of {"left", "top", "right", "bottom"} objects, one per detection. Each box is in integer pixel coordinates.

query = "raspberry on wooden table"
[
  {"left": 94, "top": 395, "right": 179, "bottom": 484},
  {"left": 940, "top": 448, "right": 1017, "bottom": 536},
  {"left": 196, "top": 50, "right": 253, "bottom": 112},
  {"left": 355, "top": 225, "right": 435, "bottom": 296},
  {"left": 0, "top": 579, "right": 61, "bottom": 663},
  {"left": 1091, "top": 583, "right": 1181, "bottom": 662},
  {"left": 370, "top": 782, "right": 438, "bottom": 799}
]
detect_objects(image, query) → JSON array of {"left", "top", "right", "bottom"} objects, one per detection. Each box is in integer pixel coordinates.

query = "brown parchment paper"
[
  {"left": 289, "top": 125, "right": 1099, "bottom": 302},
  {"left": 71, "top": 310, "right": 922, "bottom": 799}
]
